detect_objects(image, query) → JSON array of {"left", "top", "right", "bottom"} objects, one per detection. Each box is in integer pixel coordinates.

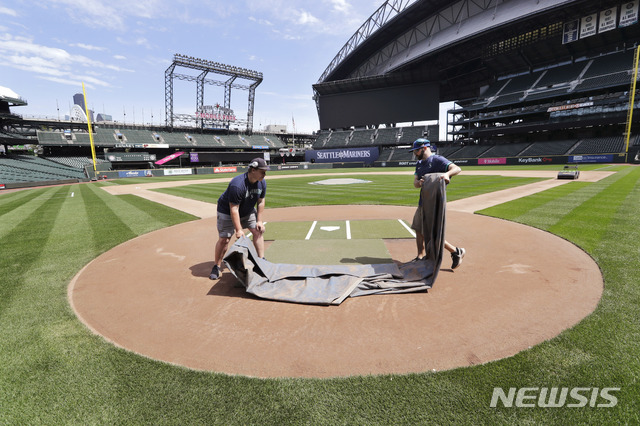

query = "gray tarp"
[{"left": 223, "top": 174, "right": 447, "bottom": 305}]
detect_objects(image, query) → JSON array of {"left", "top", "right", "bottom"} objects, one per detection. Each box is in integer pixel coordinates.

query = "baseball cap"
[
  {"left": 409, "top": 138, "right": 431, "bottom": 151},
  {"left": 249, "top": 157, "right": 270, "bottom": 170}
]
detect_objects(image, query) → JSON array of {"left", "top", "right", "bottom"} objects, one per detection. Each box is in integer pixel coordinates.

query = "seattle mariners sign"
[{"left": 305, "top": 147, "right": 379, "bottom": 164}]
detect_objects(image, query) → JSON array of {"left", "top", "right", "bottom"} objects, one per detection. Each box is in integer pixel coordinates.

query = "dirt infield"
[{"left": 68, "top": 170, "right": 609, "bottom": 378}]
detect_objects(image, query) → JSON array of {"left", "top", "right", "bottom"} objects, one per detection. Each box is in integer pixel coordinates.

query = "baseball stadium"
[{"left": 1, "top": 0, "right": 639, "bottom": 424}]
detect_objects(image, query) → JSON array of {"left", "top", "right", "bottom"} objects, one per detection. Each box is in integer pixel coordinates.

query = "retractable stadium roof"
[{"left": 315, "top": 0, "right": 640, "bottom": 103}]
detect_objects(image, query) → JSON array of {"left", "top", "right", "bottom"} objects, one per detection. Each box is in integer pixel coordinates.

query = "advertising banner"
[
  {"left": 580, "top": 13, "right": 598, "bottom": 39},
  {"left": 118, "top": 170, "right": 152, "bottom": 178},
  {"left": 163, "top": 168, "right": 192, "bottom": 176},
  {"left": 214, "top": 166, "right": 238, "bottom": 173},
  {"left": 190, "top": 152, "right": 200, "bottom": 163},
  {"left": 547, "top": 101, "right": 593, "bottom": 112},
  {"left": 305, "top": 147, "right": 379, "bottom": 164},
  {"left": 478, "top": 157, "right": 507, "bottom": 165},
  {"left": 451, "top": 158, "right": 477, "bottom": 166},
  {"left": 512, "top": 156, "right": 557, "bottom": 165},
  {"left": 135, "top": 143, "right": 169, "bottom": 149},
  {"left": 619, "top": 1, "right": 639, "bottom": 27},
  {"left": 155, "top": 151, "right": 184, "bottom": 165},
  {"left": 274, "top": 164, "right": 311, "bottom": 171},
  {"left": 0, "top": 183, "right": 5, "bottom": 190},
  {"left": 375, "top": 160, "right": 419, "bottom": 168},
  {"left": 599, "top": 7, "right": 618, "bottom": 33},
  {"left": 562, "top": 20, "right": 579, "bottom": 44},
  {"left": 569, "top": 154, "right": 614, "bottom": 163}
]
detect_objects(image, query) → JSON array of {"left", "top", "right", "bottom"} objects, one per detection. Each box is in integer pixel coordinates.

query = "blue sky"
[{"left": 0, "top": 0, "right": 388, "bottom": 134}]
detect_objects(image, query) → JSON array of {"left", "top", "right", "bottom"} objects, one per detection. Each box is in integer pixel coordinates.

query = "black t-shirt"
[{"left": 217, "top": 172, "right": 266, "bottom": 217}]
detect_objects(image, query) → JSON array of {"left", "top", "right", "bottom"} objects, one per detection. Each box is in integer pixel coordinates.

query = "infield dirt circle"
[{"left": 69, "top": 171, "right": 605, "bottom": 378}]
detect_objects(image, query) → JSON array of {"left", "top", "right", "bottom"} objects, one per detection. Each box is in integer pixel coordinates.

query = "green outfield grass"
[
  {"left": 0, "top": 165, "right": 638, "bottom": 424},
  {"left": 152, "top": 173, "right": 544, "bottom": 207}
]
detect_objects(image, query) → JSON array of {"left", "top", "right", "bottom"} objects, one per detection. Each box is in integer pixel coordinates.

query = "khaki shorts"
[{"left": 217, "top": 211, "right": 257, "bottom": 238}]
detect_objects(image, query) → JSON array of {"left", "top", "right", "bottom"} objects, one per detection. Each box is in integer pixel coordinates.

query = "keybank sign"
[{"left": 490, "top": 387, "right": 620, "bottom": 408}]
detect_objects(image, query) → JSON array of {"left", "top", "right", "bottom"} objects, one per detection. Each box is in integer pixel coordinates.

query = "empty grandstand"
[{"left": 313, "top": 0, "right": 640, "bottom": 164}]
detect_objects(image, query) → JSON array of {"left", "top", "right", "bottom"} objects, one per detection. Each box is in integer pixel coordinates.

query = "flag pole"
[
  {"left": 624, "top": 45, "right": 640, "bottom": 163},
  {"left": 82, "top": 83, "right": 98, "bottom": 180},
  {"left": 292, "top": 115, "right": 296, "bottom": 148}
]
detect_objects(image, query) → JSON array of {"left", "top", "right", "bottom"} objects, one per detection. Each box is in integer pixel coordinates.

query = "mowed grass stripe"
[
  {"left": 496, "top": 172, "right": 627, "bottom": 230},
  {"left": 80, "top": 184, "right": 137, "bottom": 253},
  {"left": 0, "top": 187, "right": 48, "bottom": 214},
  {"left": 0, "top": 189, "right": 67, "bottom": 240},
  {"left": 82, "top": 184, "right": 196, "bottom": 246},
  {"left": 445, "top": 175, "right": 545, "bottom": 201},
  {"left": 0, "top": 186, "right": 69, "bottom": 315},
  {"left": 0, "top": 184, "right": 131, "bottom": 423},
  {"left": 115, "top": 194, "right": 198, "bottom": 225},
  {"left": 548, "top": 167, "right": 639, "bottom": 253},
  {"left": 1, "top": 183, "right": 93, "bottom": 358},
  {"left": 479, "top": 181, "right": 591, "bottom": 222}
]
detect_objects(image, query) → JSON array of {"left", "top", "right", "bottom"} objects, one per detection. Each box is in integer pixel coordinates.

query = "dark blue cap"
[{"left": 409, "top": 138, "right": 430, "bottom": 151}]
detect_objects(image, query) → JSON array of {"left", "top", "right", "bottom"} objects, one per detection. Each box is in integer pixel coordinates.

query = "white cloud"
[
  {"left": 116, "top": 36, "right": 153, "bottom": 50},
  {"left": 327, "top": 0, "right": 351, "bottom": 14},
  {"left": 72, "top": 43, "right": 107, "bottom": 51},
  {"left": 0, "top": 35, "right": 133, "bottom": 88},
  {"left": 114, "top": 55, "right": 127, "bottom": 60},
  {"left": 38, "top": 75, "right": 109, "bottom": 89},
  {"left": 37, "top": 76, "right": 87, "bottom": 87},
  {"left": 135, "top": 37, "right": 152, "bottom": 49},
  {"left": 249, "top": 16, "right": 273, "bottom": 26},
  {"left": 0, "top": 6, "right": 18, "bottom": 17},
  {"left": 297, "top": 10, "right": 320, "bottom": 25}
]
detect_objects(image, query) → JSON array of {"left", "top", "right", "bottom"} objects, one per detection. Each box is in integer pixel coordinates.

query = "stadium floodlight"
[{"left": 165, "top": 54, "right": 263, "bottom": 133}]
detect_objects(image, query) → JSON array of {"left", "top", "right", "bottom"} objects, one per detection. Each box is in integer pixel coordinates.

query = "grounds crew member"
[
  {"left": 410, "top": 138, "right": 466, "bottom": 269},
  {"left": 210, "top": 157, "right": 269, "bottom": 280}
]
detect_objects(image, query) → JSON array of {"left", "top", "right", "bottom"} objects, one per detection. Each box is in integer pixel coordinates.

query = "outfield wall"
[{"left": 375, "top": 152, "right": 628, "bottom": 168}]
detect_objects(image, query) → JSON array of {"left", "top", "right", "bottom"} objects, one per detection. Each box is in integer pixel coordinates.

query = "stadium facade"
[
  {"left": 313, "top": 0, "right": 640, "bottom": 164},
  {"left": 2, "top": 0, "right": 640, "bottom": 189}
]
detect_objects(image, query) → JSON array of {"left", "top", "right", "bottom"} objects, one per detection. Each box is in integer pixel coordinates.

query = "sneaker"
[
  {"left": 451, "top": 247, "right": 465, "bottom": 270},
  {"left": 209, "top": 264, "right": 221, "bottom": 280}
]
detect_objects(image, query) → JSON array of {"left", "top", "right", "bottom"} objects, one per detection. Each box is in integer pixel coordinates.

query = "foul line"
[
  {"left": 305, "top": 221, "right": 317, "bottom": 240},
  {"left": 398, "top": 219, "right": 416, "bottom": 237}
]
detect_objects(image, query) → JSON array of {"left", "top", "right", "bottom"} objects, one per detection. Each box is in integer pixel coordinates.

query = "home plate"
[
  {"left": 320, "top": 226, "right": 340, "bottom": 231},
  {"left": 310, "top": 178, "right": 372, "bottom": 185}
]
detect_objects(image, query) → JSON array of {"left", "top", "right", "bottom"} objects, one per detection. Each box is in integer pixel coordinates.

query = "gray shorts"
[
  {"left": 411, "top": 207, "right": 422, "bottom": 234},
  {"left": 217, "top": 211, "right": 257, "bottom": 238}
]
